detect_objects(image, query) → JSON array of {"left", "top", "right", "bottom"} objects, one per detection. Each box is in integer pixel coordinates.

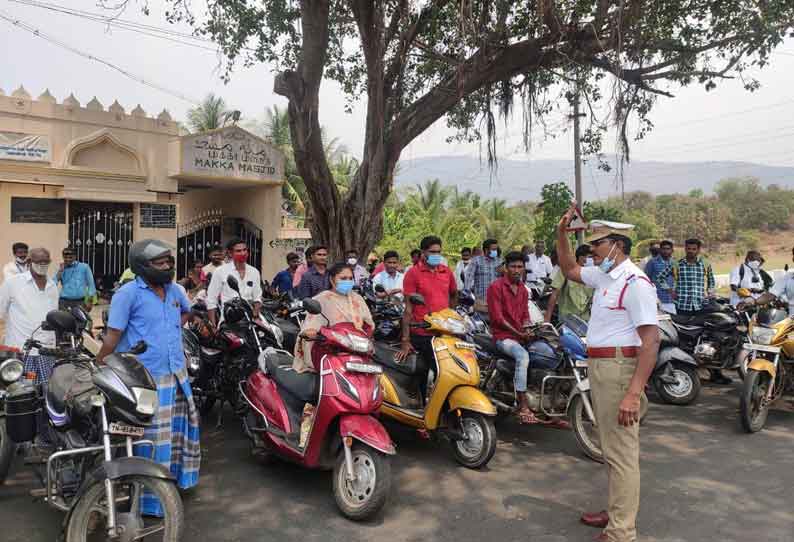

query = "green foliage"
[
  {"left": 378, "top": 180, "right": 535, "bottom": 263},
  {"left": 583, "top": 201, "right": 624, "bottom": 222},
  {"left": 186, "top": 93, "right": 234, "bottom": 133},
  {"left": 715, "top": 177, "right": 794, "bottom": 233},
  {"left": 735, "top": 230, "right": 761, "bottom": 257},
  {"left": 535, "top": 183, "right": 574, "bottom": 247}
]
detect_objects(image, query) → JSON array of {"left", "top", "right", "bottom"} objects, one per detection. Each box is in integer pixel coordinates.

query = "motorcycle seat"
[
  {"left": 372, "top": 342, "right": 417, "bottom": 376},
  {"left": 472, "top": 333, "right": 500, "bottom": 356},
  {"left": 671, "top": 313, "right": 706, "bottom": 326},
  {"left": 265, "top": 353, "right": 319, "bottom": 404},
  {"left": 46, "top": 364, "right": 75, "bottom": 416}
]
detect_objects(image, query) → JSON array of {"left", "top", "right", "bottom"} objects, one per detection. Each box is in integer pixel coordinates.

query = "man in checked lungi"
[{"left": 98, "top": 239, "right": 201, "bottom": 514}]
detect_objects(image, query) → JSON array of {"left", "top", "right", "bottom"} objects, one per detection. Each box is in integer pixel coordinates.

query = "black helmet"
[{"left": 128, "top": 239, "right": 175, "bottom": 285}]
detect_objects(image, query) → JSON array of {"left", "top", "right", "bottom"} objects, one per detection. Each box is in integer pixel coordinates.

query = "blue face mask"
[
  {"left": 426, "top": 254, "right": 443, "bottom": 267},
  {"left": 584, "top": 257, "right": 594, "bottom": 267},
  {"left": 489, "top": 250, "right": 498, "bottom": 259},
  {"left": 335, "top": 279, "right": 355, "bottom": 296},
  {"left": 598, "top": 243, "right": 617, "bottom": 273}
]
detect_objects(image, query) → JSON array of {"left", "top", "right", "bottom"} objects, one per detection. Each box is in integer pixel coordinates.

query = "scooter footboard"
[{"left": 339, "top": 414, "right": 396, "bottom": 455}]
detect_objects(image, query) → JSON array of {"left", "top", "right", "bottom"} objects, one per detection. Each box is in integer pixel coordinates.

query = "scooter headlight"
[
  {"left": 132, "top": 387, "right": 158, "bottom": 415},
  {"left": 0, "top": 358, "right": 24, "bottom": 384},
  {"left": 750, "top": 327, "right": 775, "bottom": 345}
]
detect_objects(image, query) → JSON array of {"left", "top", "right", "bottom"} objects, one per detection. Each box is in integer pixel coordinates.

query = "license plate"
[{"left": 108, "top": 422, "right": 145, "bottom": 438}]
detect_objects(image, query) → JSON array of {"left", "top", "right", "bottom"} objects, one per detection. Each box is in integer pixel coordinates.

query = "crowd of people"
[{"left": 5, "top": 215, "right": 794, "bottom": 541}]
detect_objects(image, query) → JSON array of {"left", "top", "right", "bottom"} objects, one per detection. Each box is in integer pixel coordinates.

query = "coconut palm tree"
[{"left": 186, "top": 93, "right": 236, "bottom": 133}]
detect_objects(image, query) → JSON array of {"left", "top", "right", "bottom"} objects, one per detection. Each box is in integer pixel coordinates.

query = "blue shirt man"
[
  {"left": 97, "top": 240, "right": 200, "bottom": 506},
  {"left": 645, "top": 240, "right": 676, "bottom": 313},
  {"left": 107, "top": 277, "right": 191, "bottom": 376},
  {"left": 271, "top": 251, "right": 301, "bottom": 295},
  {"left": 56, "top": 248, "right": 96, "bottom": 310}
]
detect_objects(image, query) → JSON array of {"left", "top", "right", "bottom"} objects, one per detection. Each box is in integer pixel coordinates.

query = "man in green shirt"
[{"left": 545, "top": 244, "right": 593, "bottom": 323}]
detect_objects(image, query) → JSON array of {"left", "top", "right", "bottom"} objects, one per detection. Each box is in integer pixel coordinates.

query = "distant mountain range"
[{"left": 394, "top": 155, "right": 794, "bottom": 202}]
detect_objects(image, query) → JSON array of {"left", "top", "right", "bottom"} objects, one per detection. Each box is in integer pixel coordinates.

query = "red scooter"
[{"left": 240, "top": 298, "right": 395, "bottom": 520}]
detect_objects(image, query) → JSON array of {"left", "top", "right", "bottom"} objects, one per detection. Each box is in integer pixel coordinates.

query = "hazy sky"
[{"left": 3, "top": 0, "right": 794, "bottom": 177}]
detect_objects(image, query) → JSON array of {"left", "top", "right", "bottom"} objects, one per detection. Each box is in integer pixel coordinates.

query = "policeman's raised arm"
[{"left": 556, "top": 204, "right": 584, "bottom": 284}]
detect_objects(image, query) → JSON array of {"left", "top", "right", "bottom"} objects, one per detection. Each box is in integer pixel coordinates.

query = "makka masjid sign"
[{"left": 174, "top": 126, "right": 285, "bottom": 183}]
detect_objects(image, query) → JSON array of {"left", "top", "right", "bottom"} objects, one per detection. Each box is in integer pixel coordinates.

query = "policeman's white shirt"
[
  {"left": 770, "top": 272, "right": 794, "bottom": 315},
  {"left": 0, "top": 271, "right": 58, "bottom": 352},
  {"left": 205, "top": 262, "right": 263, "bottom": 311},
  {"left": 728, "top": 263, "right": 764, "bottom": 306},
  {"left": 580, "top": 259, "right": 659, "bottom": 347},
  {"left": 525, "top": 253, "right": 554, "bottom": 282}
]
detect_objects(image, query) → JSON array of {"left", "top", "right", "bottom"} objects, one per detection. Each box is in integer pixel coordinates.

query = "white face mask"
[
  {"left": 584, "top": 257, "right": 594, "bottom": 267},
  {"left": 747, "top": 260, "right": 761, "bottom": 270},
  {"left": 347, "top": 257, "right": 358, "bottom": 266},
  {"left": 31, "top": 262, "right": 50, "bottom": 276}
]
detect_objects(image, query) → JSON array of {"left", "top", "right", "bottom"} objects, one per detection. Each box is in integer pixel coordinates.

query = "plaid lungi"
[
  {"left": 22, "top": 355, "right": 55, "bottom": 385},
  {"left": 134, "top": 369, "right": 201, "bottom": 515}
]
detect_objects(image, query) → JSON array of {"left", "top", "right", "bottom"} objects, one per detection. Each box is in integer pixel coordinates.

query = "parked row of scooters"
[{"left": 179, "top": 277, "right": 794, "bottom": 521}]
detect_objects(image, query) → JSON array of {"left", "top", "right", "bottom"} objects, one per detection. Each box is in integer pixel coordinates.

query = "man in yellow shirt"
[{"left": 545, "top": 244, "right": 594, "bottom": 323}]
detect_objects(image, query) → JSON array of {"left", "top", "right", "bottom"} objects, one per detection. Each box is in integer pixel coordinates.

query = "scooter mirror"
[
  {"left": 226, "top": 275, "right": 240, "bottom": 292},
  {"left": 409, "top": 293, "right": 426, "bottom": 306},
  {"left": 302, "top": 298, "right": 323, "bottom": 315}
]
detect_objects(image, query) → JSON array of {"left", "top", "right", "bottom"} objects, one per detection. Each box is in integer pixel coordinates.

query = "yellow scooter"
[{"left": 373, "top": 295, "right": 497, "bottom": 469}]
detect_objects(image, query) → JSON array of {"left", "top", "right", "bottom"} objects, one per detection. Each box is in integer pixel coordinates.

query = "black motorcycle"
[
  {"left": 668, "top": 300, "right": 750, "bottom": 379},
  {"left": 0, "top": 307, "right": 183, "bottom": 541},
  {"left": 193, "top": 276, "right": 284, "bottom": 423}
]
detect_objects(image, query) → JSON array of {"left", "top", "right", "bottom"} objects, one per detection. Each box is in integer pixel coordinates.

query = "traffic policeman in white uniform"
[{"left": 556, "top": 210, "right": 660, "bottom": 542}]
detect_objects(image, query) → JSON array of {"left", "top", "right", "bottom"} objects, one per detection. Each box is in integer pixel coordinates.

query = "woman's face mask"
[
  {"left": 747, "top": 260, "right": 761, "bottom": 270},
  {"left": 335, "top": 279, "right": 355, "bottom": 296}
]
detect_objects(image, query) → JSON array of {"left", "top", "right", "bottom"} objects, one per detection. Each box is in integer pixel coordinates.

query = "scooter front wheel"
[
  {"left": 451, "top": 412, "right": 497, "bottom": 469},
  {"left": 332, "top": 443, "right": 391, "bottom": 521},
  {"left": 568, "top": 393, "right": 603, "bottom": 463}
]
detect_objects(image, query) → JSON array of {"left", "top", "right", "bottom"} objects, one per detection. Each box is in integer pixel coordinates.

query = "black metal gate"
[
  {"left": 235, "top": 218, "right": 263, "bottom": 270},
  {"left": 68, "top": 201, "right": 134, "bottom": 291},
  {"left": 177, "top": 209, "right": 223, "bottom": 279}
]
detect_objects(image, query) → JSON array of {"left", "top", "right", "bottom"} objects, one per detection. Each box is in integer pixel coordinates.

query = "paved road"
[{"left": 3, "top": 380, "right": 794, "bottom": 542}]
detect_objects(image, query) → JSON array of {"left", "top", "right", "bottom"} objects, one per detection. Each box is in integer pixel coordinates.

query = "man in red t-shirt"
[
  {"left": 397, "top": 235, "right": 457, "bottom": 401},
  {"left": 487, "top": 251, "right": 536, "bottom": 423}
]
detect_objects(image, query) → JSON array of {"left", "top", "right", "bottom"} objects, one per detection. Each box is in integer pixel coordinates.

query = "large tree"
[{"left": 155, "top": 1, "right": 793, "bottom": 258}]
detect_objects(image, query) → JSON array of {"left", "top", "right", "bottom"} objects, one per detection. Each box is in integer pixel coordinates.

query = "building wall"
[
  {"left": 178, "top": 184, "right": 284, "bottom": 278},
  {"left": 0, "top": 182, "right": 68, "bottom": 270}
]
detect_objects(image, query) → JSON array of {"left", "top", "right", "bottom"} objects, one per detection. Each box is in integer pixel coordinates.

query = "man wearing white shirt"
[
  {"left": 206, "top": 237, "right": 262, "bottom": 327},
  {"left": 373, "top": 250, "right": 405, "bottom": 301},
  {"left": 525, "top": 240, "right": 554, "bottom": 283},
  {"left": 0, "top": 247, "right": 58, "bottom": 384},
  {"left": 345, "top": 249, "right": 369, "bottom": 284},
  {"left": 729, "top": 251, "right": 770, "bottom": 306},
  {"left": 454, "top": 247, "right": 472, "bottom": 291},
  {"left": 2, "top": 242, "right": 30, "bottom": 282},
  {"left": 557, "top": 215, "right": 659, "bottom": 542}
]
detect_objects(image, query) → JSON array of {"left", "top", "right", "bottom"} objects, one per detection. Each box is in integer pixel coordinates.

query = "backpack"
[{"left": 738, "top": 264, "right": 773, "bottom": 291}]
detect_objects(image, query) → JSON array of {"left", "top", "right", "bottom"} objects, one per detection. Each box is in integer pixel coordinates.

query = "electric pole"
[{"left": 572, "top": 86, "right": 585, "bottom": 246}]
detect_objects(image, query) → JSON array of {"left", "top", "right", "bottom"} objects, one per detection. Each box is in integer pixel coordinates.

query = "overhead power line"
[{"left": 0, "top": 9, "right": 199, "bottom": 105}]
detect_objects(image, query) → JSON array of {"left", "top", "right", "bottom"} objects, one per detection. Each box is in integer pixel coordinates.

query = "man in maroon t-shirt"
[
  {"left": 487, "top": 251, "right": 536, "bottom": 422},
  {"left": 397, "top": 235, "right": 457, "bottom": 402}
]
